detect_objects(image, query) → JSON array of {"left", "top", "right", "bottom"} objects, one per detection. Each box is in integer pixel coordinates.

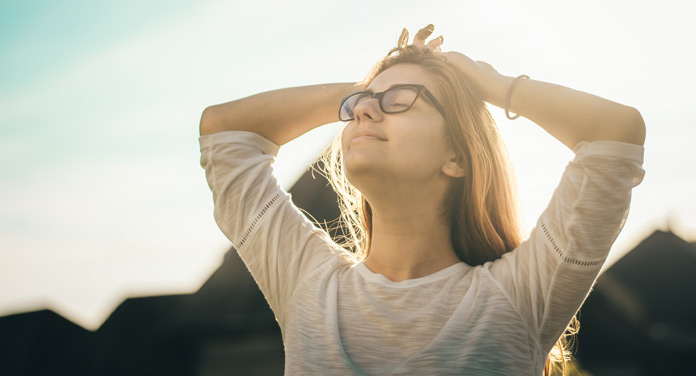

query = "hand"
[
  {"left": 442, "top": 51, "right": 508, "bottom": 105},
  {"left": 397, "top": 24, "right": 443, "bottom": 52},
  {"left": 396, "top": 25, "right": 509, "bottom": 105}
]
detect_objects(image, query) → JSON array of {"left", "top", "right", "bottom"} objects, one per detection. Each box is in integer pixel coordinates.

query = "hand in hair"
[
  {"left": 396, "top": 25, "right": 645, "bottom": 148},
  {"left": 397, "top": 25, "right": 506, "bottom": 105},
  {"left": 441, "top": 51, "right": 508, "bottom": 106}
]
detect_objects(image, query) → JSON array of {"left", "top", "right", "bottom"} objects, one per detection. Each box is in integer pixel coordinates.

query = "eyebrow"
[{"left": 365, "top": 83, "right": 411, "bottom": 94}]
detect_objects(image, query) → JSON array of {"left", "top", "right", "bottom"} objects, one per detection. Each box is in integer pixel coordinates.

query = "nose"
[{"left": 353, "top": 97, "right": 384, "bottom": 123}]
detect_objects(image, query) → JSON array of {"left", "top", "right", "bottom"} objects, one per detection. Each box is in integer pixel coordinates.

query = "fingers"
[
  {"left": 398, "top": 28, "right": 409, "bottom": 49},
  {"left": 399, "top": 24, "right": 443, "bottom": 51},
  {"left": 427, "top": 35, "right": 444, "bottom": 51},
  {"left": 414, "top": 24, "right": 434, "bottom": 45}
]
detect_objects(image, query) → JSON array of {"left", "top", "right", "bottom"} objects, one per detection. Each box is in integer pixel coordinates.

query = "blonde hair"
[{"left": 319, "top": 46, "right": 577, "bottom": 375}]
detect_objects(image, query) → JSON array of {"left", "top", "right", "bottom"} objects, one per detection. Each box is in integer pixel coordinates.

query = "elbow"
[
  {"left": 199, "top": 105, "right": 219, "bottom": 136},
  {"left": 621, "top": 106, "right": 646, "bottom": 146},
  {"left": 578, "top": 106, "right": 646, "bottom": 148}
]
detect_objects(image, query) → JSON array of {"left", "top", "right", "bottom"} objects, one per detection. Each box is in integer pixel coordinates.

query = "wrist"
[
  {"left": 485, "top": 75, "right": 514, "bottom": 108},
  {"left": 503, "top": 75, "right": 530, "bottom": 120}
]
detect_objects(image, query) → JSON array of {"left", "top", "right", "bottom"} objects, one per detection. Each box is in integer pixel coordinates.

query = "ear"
[{"left": 442, "top": 154, "right": 466, "bottom": 178}]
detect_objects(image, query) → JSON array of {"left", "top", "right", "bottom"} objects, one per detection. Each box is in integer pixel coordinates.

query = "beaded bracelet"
[{"left": 505, "top": 74, "right": 530, "bottom": 120}]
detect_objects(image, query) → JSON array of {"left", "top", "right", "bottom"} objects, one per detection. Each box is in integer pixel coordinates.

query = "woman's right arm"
[
  {"left": 199, "top": 83, "right": 357, "bottom": 145},
  {"left": 199, "top": 83, "right": 358, "bottom": 322}
]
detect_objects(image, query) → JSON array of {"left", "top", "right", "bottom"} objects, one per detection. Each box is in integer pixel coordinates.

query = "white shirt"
[{"left": 200, "top": 131, "right": 645, "bottom": 375}]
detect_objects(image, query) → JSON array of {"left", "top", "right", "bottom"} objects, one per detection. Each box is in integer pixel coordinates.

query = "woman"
[{"left": 199, "top": 25, "right": 645, "bottom": 375}]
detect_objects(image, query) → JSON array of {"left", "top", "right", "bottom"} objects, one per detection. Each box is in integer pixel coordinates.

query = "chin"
[{"left": 344, "top": 158, "right": 381, "bottom": 189}]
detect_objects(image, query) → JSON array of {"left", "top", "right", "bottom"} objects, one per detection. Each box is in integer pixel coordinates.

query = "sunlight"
[{"left": 0, "top": 0, "right": 693, "bottom": 330}]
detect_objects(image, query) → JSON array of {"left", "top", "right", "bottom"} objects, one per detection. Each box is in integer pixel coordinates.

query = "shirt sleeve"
[
  {"left": 488, "top": 140, "right": 645, "bottom": 353},
  {"left": 199, "top": 130, "right": 346, "bottom": 323}
]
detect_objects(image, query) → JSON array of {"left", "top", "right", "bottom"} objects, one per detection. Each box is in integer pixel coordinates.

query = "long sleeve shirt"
[{"left": 200, "top": 130, "right": 645, "bottom": 375}]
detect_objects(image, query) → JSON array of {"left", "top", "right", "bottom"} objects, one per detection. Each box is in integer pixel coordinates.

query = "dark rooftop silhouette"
[{"left": 575, "top": 230, "right": 696, "bottom": 374}]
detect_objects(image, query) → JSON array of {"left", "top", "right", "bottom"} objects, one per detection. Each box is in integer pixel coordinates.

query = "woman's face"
[{"left": 342, "top": 63, "right": 455, "bottom": 189}]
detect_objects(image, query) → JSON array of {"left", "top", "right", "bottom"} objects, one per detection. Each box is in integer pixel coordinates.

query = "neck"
[{"left": 362, "top": 194, "right": 461, "bottom": 282}]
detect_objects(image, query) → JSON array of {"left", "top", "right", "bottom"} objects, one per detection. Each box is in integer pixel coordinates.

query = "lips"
[{"left": 351, "top": 130, "right": 387, "bottom": 142}]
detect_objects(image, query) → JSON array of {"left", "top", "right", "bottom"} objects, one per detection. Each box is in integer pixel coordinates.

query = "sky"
[{"left": 1, "top": 0, "right": 695, "bottom": 330}]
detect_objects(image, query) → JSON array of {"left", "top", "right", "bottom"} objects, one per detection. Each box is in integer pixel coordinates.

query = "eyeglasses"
[{"left": 338, "top": 84, "right": 446, "bottom": 122}]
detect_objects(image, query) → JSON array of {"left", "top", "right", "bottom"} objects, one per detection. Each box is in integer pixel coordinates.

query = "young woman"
[{"left": 199, "top": 25, "right": 645, "bottom": 375}]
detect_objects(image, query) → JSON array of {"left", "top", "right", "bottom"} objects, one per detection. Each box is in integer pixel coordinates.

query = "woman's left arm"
[{"left": 444, "top": 52, "right": 646, "bottom": 149}]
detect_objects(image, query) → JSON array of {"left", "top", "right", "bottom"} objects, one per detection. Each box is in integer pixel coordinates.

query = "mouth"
[
  {"left": 351, "top": 131, "right": 387, "bottom": 143},
  {"left": 351, "top": 135, "right": 386, "bottom": 143}
]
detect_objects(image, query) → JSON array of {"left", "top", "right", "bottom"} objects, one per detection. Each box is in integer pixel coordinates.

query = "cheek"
[
  {"left": 398, "top": 144, "right": 441, "bottom": 176},
  {"left": 398, "top": 126, "right": 448, "bottom": 166}
]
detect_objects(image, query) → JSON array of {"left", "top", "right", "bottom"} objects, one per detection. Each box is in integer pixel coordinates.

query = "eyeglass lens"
[{"left": 340, "top": 86, "right": 420, "bottom": 121}]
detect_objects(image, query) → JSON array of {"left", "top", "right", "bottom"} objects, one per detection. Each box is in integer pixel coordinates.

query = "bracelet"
[{"left": 504, "top": 74, "right": 530, "bottom": 120}]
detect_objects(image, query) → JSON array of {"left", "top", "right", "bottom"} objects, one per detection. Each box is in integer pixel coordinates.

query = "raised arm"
[
  {"left": 199, "top": 83, "right": 356, "bottom": 145},
  {"left": 199, "top": 82, "right": 358, "bottom": 320},
  {"left": 444, "top": 52, "right": 646, "bottom": 149}
]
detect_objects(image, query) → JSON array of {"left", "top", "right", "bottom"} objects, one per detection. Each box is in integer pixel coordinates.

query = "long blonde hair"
[{"left": 319, "top": 46, "right": 577, "bottom": 375}]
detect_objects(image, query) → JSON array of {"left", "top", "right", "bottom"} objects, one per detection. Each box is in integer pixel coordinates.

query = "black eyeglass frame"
[{"left": 338, "top": 84, "right": 447, "bottom": 122}]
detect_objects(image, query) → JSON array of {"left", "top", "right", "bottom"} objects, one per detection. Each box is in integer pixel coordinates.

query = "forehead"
[{"left": 368, "top": 63, "right": 441, "bottom": 97}]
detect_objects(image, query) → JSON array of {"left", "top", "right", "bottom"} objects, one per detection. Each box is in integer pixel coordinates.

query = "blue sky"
[
  {"left": 1, "top": 0, "right": 695, "bottom": 329},
  {"left": 1, "top": 1, "right": 192, "bottom": 92}
]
